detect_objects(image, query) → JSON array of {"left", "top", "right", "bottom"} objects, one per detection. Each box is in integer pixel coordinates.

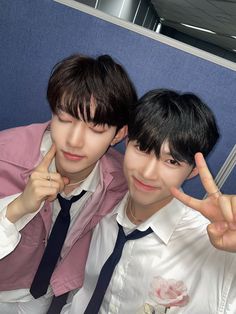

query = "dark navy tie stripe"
[
  {"left": 84, "top": 222, "right": 153, "bottom": 313},
  {"left": 30, "top": 190, "right": 86, "bottom": 299}
]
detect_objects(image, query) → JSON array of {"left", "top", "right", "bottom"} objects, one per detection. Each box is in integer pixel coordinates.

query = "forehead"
[{"left": 160, "top": 141, "right": 171, "bottom": 156}]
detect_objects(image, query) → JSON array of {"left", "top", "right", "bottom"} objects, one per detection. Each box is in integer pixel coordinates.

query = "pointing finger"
[
  {"left": 36, "top": 144, "right": 57, "bottom": 172},
  {"left": 195, "top": 153, "right": 219, "bottom": 197},
  {"left": 170, "top": 186, "right": 202, "bottom": 211}
]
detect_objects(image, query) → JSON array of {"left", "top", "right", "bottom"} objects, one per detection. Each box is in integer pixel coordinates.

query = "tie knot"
[
  {"left": 117, "top": 223, "right": 153, "bottom": 242},
  {"left": 57, "top": 190, "right": 86, "bottom": 212}
]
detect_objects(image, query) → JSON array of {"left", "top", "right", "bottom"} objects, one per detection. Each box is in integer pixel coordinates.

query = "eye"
[
  {"left": 132, "top": 142, "right": 149, "bottom": 155},
  {"left": 88, "top": 123, "right": 108, "bottom": 133},
  {"left": 166, "top": 159, "right": 180, "bottom": 166},
  {"left": 132, "top": 141, "right": 142, "bottom": 151},
  {"left": 134, "top": 144, "right": 141, "bottom": 150}
]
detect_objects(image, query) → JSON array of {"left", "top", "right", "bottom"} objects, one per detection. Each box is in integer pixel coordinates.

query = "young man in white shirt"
[{"left": 62, "top": 89, "right": 236, "bottom": 314}]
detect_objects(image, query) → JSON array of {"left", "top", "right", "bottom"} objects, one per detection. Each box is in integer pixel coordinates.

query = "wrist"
[{"left": 6, "top": 195, "right": 27, "bottom": 223}]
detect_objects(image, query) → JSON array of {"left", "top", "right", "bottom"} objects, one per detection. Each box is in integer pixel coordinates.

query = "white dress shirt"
[
  {"left": 0, "top": 131, "right": 100, "bottom": 304},
  {"left": 62, "top": 193, "right": 236, "bottom": 314}
]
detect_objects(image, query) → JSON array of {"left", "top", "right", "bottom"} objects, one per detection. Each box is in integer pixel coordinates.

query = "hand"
[
  {"left": 171, "top": 152, "right": 236, "bottom": 252},
  {"left": 7, "top": 144, "right": 69, "bottom": 222}
]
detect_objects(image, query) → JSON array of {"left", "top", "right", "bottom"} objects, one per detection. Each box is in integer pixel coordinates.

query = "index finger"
[
  {"left": 170, "top": 186, "right": 202, "bottom": 211},
  {"left": 36, "top": 144, "right": 57, "bottom": 172},
  {"left": 195, "top": 152, "right": 219, "bottom": 196}
]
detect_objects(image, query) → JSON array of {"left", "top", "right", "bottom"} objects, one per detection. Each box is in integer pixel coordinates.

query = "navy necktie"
[
  {"left": 84, "top": 222, "right": 153, "bottom": 314},
  {"left": 30, "top": 190, "right": 86, "bottom": 299}
]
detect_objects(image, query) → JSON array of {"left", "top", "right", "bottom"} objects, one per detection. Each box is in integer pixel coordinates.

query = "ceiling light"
[{"left": 181, "top": 23, "right": 216, "bottom": 34}]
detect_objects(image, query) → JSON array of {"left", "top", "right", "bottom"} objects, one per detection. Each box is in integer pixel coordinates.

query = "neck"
[
  {"left": 55, "top": 157, "right": 96, "bottom": 187},
  {"left": 63, "top": 178, "right": 86, "bottom": 195},
  {"left": 66, "top": 178, "right": 86, "bottom": 187},
  {"left": 126, "top": 195, "right": 173, "bottom": 224},
  {"left": 127, "top": 198, "right": 147, "bottom": 225}
]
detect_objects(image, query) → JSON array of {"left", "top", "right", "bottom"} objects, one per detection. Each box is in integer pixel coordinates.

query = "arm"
[
  {"left": 0, "top": 193, "right": 25, "bottom": 258},
  {"left": 171, "top": 152, "right": 236, "bottom": 252},
  {"left": 0, "top": 144, "right": 68, "bottom": 258},
  {"left": 6, "top": 144, "right": 67, "bottom": 222}
]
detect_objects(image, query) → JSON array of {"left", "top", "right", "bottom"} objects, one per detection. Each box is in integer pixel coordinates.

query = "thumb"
[{"left": 207, "top": 222, "right": 228, "bottom": 249}]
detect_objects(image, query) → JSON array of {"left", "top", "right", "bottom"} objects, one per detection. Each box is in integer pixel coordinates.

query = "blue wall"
[{"left": 0, "top": 0, "right": 235, "bottom": 197}]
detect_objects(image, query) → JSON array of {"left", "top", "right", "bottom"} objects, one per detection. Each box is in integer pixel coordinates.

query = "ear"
[
  {"left": 186, "top": 166, "right": 199, "bottom": 180},
  {"left": 110, "top": 125, "right": 128, "bottom": 146}
]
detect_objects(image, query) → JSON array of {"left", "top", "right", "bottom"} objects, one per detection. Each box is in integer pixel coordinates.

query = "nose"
[
  {"left": 141, "top": 155, "right": 159, "bottom": 181},
  {"left": 66, "top": 122, "right": 85, "bottom": 148}
]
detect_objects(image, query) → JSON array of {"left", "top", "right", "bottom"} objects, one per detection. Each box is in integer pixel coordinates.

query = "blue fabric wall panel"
[{"left": 0, "top": 0, "right": 235, "bottom": 197}]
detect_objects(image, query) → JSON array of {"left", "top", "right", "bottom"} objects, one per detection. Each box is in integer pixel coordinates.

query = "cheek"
[
  {"left": 87, "top": 132, "right": 115, "bottom": 156},
  {"left": 123, "top": 153, "right": 133, "bottom": 171},
  {"left": 123, "top": 151, "right": 140, "bottom": 176},
  {"left": 50, "top": 121, "right": 65, "bottom": 145},
  {"left": 163, "top": 170, "right": 190, "bottom": 188}
]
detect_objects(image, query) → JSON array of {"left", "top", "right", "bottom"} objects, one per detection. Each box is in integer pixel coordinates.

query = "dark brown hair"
[{"left": 47, "top": 54, "right": 137, "bottom": 130}]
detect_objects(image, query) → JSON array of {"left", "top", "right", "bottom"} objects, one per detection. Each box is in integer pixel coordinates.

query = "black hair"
[
  {"left": 128, "top": 89, "right": 220, "bottom": 165},
  {"left": 47, "top": 54, "right": 137, "bottom": 130}
]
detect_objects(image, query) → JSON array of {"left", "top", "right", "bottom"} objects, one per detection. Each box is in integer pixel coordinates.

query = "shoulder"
[
  {"left": 0, "top": 122, "right": 50, "bottom": 168},
  {"left": 99, "top": 147, "right": 127, "bottom": 196},
  {"left": 0, "top": 122, "right": 49, "bottom": 142},
  {"left": 100, "top": 147, "right": 124, "bottom": 173}
]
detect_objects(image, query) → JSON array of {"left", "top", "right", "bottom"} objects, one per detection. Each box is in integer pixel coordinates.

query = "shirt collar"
[
  {"left": 113, "top": 192, "right": 188, "bottom": 245},
  {"left": 40, "top": 131, "right": 100, "bottom": 197}
]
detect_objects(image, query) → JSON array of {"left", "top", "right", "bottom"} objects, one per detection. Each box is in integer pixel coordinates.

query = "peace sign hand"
[
  {"left": 171, "top": 152, "right": 236, "bottom": 252},
  {"left": 6, "top": 144, "right": 69, "bottom": 223}
]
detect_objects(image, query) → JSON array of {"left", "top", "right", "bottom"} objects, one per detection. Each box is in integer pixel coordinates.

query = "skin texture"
[
  {"left": 171, "top": 152, "right": 236, "bottom": 252},
  {"left": 124, "top": 140, "right": 198, "bottom": 222},
  {"left": 50, "top": 112, "right": 124, "bottom": 185}
]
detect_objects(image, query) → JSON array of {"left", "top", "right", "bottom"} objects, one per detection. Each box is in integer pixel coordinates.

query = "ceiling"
[{"left": 151, "top": 0, "right": 236, "bottom": 52}]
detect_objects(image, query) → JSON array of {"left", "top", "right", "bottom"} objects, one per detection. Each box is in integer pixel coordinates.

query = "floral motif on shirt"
[{"left": 137, "top": 276, "right": 189, "bottom": 313}]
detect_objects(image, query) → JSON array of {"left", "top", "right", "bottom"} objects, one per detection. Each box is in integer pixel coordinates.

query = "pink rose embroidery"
[{"left": 149, "top": 276, "right": 189, "bottom": 308}]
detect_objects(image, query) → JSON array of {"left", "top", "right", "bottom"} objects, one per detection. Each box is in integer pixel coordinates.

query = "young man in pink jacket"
[{"left": 0, "top": 53, "right": 137, "bottom": 313}]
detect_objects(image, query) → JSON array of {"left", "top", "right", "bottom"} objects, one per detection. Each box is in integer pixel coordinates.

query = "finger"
[
  {"left": 170, "top": 187, "right": 202, "bottom": 211},
  {"left": 195, "top": 153, "right": 219, "bottom": 196},
  {"left": 207, "top": 222, "right": 228, "bottom": 250},
  {"left": 50, "top": 174, "right": 70, "bottom": 192},
  {"left": 36, "top": 144, "right": 56, "bottom": 172},
  {"left": 32, "top": 172, "right": 68, "bottom": 194},
  {"left": 47, "top": 194, "right": 58, "bottom": 202},
  {"left": 232, "top": 196, "right": 236, "bottom": 219},
  {"left": 219, "top": 195, "right": 234, "bottom": 222},
  {"left": 31, "top": 179, "right": 61, "bottom": 195}
]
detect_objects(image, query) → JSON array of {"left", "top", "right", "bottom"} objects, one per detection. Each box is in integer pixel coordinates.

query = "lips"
[
  {"left": 133, "top": 176, "right": 159, "bottom": 191},
  {"left": 63, "top": 151, "right": 85, "bottom": 161}
]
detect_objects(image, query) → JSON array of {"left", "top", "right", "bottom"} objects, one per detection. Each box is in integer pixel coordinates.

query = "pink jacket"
[{"left": 0, "top": 122, "right": 127, "bottom": 296}]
